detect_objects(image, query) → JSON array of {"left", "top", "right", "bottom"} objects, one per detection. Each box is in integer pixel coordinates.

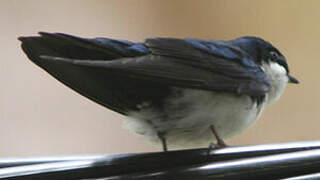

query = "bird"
[{"left": 19, "top": 32, "right": 298, "bottom": 151}]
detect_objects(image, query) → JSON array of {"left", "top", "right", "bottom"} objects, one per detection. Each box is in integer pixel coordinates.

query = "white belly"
[
  {"left": 123, "top": 61, "right": 289, "bottom": 149},
  {"left": 124, "top": 88, "right": 264, "bottom": 149}
]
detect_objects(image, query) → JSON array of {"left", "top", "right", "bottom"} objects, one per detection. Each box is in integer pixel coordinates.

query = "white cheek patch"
[{"left": 269, "top": 62, "right": 287, "bottom": 78}]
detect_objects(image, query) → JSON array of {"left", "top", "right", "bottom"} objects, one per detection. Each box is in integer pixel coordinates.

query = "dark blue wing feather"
[
  {"left": 145, "top": 38, "right": 270, "bottom": 96},
  {"left": 183, "top": 38, "right": 269, "bottom": 85},
  {"left": 90, "top": 37, "right": 149, "bottom": 56},
  {"left": 184, "top": 38, "right": 257, "bottom": 68}
]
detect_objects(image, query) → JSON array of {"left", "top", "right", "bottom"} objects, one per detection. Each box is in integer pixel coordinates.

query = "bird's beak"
[{"left": 288, "top": 74, "right": 299, "bottom": 84}]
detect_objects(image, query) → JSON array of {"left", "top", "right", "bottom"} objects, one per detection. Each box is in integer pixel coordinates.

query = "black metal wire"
[
  {"left": 284, "top": 172, "right": 320, "bottom": 180},
  {"left": 1, "top": 141, "right": 320, "bottom": 180}
]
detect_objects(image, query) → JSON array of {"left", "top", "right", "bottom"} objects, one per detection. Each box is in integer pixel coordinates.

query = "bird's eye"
[{"left": 269, "top": 51, "right": 279, "bottom": 60}]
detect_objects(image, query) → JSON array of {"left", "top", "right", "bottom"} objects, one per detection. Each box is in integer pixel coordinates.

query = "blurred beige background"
[{"left": 0, "top": 0, "right": 318, "bottom": 157}]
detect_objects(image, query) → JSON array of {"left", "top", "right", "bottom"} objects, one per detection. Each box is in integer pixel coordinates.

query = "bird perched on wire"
[{"left": 19, "top": 32, "right": 298, "bottom": 151}]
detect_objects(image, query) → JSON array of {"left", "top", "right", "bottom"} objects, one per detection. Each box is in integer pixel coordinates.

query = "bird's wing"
[
  {"left": 147, "top": 38, "right": 271, "bottom": 96},
  {"left": 20, "top": 33, "right": 270, "bottom": 114},
  {"left": 43, "top": 38, "right": 270, "bottom": 97}
]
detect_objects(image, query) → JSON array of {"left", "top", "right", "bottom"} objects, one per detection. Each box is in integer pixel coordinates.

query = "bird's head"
[{"left": 233, "top": 36, "right": 299, "bottom": 85}]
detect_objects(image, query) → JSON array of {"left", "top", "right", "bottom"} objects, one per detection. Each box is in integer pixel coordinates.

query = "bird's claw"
[
  {"left": 206, "top": 142, "right": 218, "bottom": 155},
  {"left": 206, "top": 142, "right": 228, "bottom": 155}
]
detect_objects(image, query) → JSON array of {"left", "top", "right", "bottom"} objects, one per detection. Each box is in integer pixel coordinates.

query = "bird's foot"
[
  {"left": 206, "top": 143, "right": 216, "bottom": 155},
  {"left": 206, "top": 142, "right": 228, "bottom": 155}
]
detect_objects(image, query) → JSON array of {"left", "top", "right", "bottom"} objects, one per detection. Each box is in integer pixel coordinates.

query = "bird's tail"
[
  {"left": 19, "top": 32, "right": 146, "bottom": 62},
  {"left": 18, "top": 32, "right": 148, "bottom": 114}
]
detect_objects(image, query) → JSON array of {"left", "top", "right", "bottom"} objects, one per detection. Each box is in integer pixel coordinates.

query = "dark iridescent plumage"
[{"left": 19, "top": 33, "right": 277, "bottom": 114}]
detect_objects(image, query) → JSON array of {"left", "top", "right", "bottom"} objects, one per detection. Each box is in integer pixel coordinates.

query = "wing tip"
[
  {"left": 18, "top": 32, "right": 54, "bottom": 42},
  {"left": 17, "top": 36, "right": 27, "bottom": 42}
]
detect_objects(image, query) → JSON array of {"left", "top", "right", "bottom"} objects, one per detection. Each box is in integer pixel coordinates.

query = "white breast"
[{"left": 262, "top": 61, "right": 289, "bottom": 104}]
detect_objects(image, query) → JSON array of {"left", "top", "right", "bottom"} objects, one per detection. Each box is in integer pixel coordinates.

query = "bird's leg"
[
  {"left": 157, "top": 132, "right": 168, "bottom": 152},
  {"left": 207, "top": 125, "right": 227, "bottom": 155},
  {"left": 210, "top": 125, "right": 227, "bottom": 147}
]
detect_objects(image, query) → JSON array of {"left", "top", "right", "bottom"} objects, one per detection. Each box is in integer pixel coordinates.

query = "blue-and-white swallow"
[{"left": 19, "top": 32, "right": 298, "bottom": 151}]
